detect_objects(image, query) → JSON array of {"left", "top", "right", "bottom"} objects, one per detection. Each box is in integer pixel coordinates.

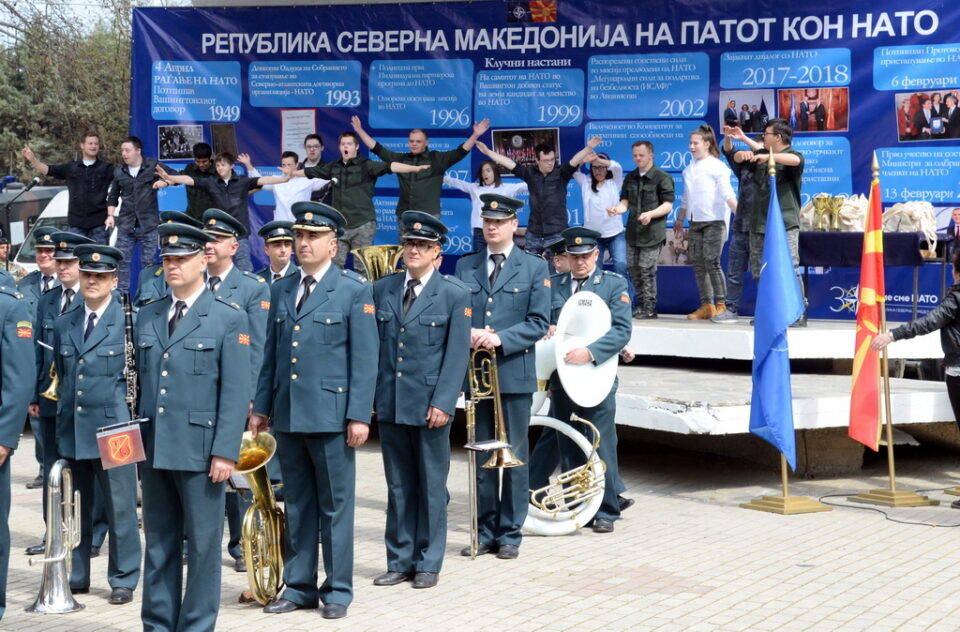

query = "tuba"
[
  {"left": 352, "top": 245, "right": 403, "bottom": 282},
  {"left": 26, "top": 459, "right": 83, "bottom": 614},
  {"left": 553, "top": 291, "right": 617, "bottom": 408},
  {"left": 525, "top": 415, "right": 606, "bottom": 536},
  {"left": 237, "top": 431, "right": 285, "bottom": 605}
]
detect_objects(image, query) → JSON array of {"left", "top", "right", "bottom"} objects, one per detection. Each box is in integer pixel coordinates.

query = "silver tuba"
[{"left": 26, "top": 459, "right": 83, "bottom": 614}]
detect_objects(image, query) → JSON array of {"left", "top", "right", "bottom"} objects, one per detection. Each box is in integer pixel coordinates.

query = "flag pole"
[
  {"left": 849, "top": 152, "right": 937, "bottom": 507},
  {"left": 740, "top": 152, "right": 830, "bottom": 515}
]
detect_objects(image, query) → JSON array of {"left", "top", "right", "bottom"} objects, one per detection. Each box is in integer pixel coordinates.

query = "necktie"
[
  {"left": 402, "top": 279, "right": 420, "bottom": 315},
  {"left": 207, "top": 275, "right": 220, "bottom": 294},
  {"left": 296, "top": 275, "right": 315, "bottom": 313},
  {"left": 574, "top": 277, "right": 586, "bottom": 293},
  {"left": 272, "top": 272, "right": 282, "bottom": 282},
  {"left": 42, "top": 275, "right": 52, "bottom": 293},
  {"left": 168, "top": 300, "right": 187, "bottom": 336},
  {"left": 84, "top": 312, "right": 97, "bottom": 341},
  {"left": 489, "top": 253, "right": 505, "bottom": 286},
  {"left": 61, "top": 288, "right": 74, "bottom": 314}
]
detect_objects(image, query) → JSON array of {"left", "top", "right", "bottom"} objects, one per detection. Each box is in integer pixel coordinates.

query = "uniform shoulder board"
[
  {"left": 0, "top": 286, "right": 20, "bottom": 299},
  {"left": 602, "top": 270, "right": 624, "bottom": 279},
  {"left": 154, "top": 266, "right": 164, "bottom": 277},
  {"left": 443, "top": 274, "right": 469, "bottom": 291},
  {"left": 242, "top": 270, "right": 265, "bottom": 283},
  {"left": 140, "top": 295, "right": 165, "bottom": 307},
  {"left": 340, "top": 269, "right": 366, "bottom": 284},
  {"left": 215, "top": 296, "right": 243, "bottom": 311}
]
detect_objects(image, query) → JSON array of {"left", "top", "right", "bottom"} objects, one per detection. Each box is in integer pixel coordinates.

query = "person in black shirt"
[
  {"left": 22, "top": 132, "right": 113, "bottom": 245},
  {"left": 179, "top": 143, "right": 217, "bottom": 222},
  {"left": 157, "top": 152, "right": 290, "bottom": 272},
  {"left": 476, "top": 137, "right": 599, "bottom": 256}
]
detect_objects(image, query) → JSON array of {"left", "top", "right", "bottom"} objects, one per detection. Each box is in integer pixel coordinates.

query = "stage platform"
[
  {"left": 614, "top": 365, "right": 949, "bottom": 436},
  {"left": 626, "top": 315, "right": 942, "bottom": 361}
]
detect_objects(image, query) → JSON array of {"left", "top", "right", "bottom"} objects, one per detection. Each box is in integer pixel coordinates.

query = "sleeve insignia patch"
[
  {"left": 260, "top": 301, "right": 270, "bottom": 310},
  {"left": 238, "top": 333, "right": 250, "bottom": 345},
  {"left": 464, "top": 307, "right": 473, "bottom": 317},
  {"left": 363, "top": 303, "right": 375, "bottom": 314}
]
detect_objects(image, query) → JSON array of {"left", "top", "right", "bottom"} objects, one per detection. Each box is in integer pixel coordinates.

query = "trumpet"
[{"left": 26, "top": 459, "right": 83, "bottom": 614}]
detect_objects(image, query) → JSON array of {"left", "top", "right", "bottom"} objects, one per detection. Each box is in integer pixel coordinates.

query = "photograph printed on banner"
[
  {"left": 894, "top": 91, "right": 960, "bottom": 141},
  {"left": 778, "top": 88, "right": 849, "bottom": 133},
  {"left": 718, "top": 89, "right": 775, "bottom": 134},
  {"left": 490, "top": 128, "right": 560, "bottom": 175},
  {"left": 658, "top": 234, "right": 689, "bottom": 266},
  {"left": 158, "top": 125, "right": 203, "bottom": 161}
]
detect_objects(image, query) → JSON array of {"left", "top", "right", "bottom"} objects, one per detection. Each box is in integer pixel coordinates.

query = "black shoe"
[
  {"left": 618, "top": 495, "right": 635, "bottom": 512},
  {"left": 633, "top": 309, "right": 657, "bottom": 320},
  {"left": 109, "top": 587, "right": 133, "bottom": 605},
  {"left": 373, "top": 571, "right": 413, "bottom": 586},
  {"left": 25, "top": 542, "right": 45, "bottom": 556},
  {"left": 90, "top": 545, "right": 101, "bottom": 558},
  {"left": 263, "top": 598, "right": 305, "bottom": 614},
  {"left": 460, "top": 542, "right": 496, "bottom": 556},
  {"left": 951, "top": 499, "right": 960, "bottom": 510},
  {"left": 591, "top": 518, "right": 615, "bottom": 533},
  {"left": 496, "top": 544, "right": 519, "bottom": 559},
  {"left": 322, "top": 603, "right": 348, "bottom": 619},
  {"left": 413, "top": 572, "right": 438, "bottom": 589},
  {"left": 234, "top": 557, "right": 246, "bottom": 573},
  {"left": 26, "top": 474, "right": 43, "bottom": 489},
  {"left": 71, "top": 587, "right": 90, "bottom": 595}
]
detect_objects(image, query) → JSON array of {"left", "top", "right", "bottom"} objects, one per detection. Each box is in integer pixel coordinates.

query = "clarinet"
[{"left": 121, "top": 292, "right": 138, "bottom": 419}]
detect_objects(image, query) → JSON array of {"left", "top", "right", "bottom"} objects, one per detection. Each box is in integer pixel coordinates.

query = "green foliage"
[{"left": 0, "top": 1, "right": 134, "bottom": 176}]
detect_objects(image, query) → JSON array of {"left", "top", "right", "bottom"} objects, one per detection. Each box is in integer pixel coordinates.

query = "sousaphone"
[{"left": 553, "top": 290, "right": 618, "bottom": 407}]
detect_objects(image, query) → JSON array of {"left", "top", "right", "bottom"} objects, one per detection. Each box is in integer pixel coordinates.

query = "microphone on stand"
[
  {"left": 24, "top": 176, "right": 41, "bottom": 191},
  {"left": 317, "top": 177, "right": 338, "bottom": 199}
]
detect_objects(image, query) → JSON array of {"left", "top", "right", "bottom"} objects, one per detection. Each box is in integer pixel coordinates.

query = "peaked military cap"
[
  {"left": 33, "top": 226, "right": 58, "bottom": 250},
  {"left": 400, "top": 211, "right": 447, "bottom": 243},
  {"left": 258, "top": 220, "right": 295, "bottom": 243},
  {"left": 51, "top": 231, "right": 95, "bottom": 260},
  {"left": 160, "top": 210, "right": 203, "bottom": 229},
  {"left": 561, "top": 226, "right": 600, "bottom": 255},
  {"left": 159, "top": 222, "right": 215, "bottom": 257},
  {"left": 544, "top": 236, "right": 567, "bottom": 258},
  {"left": 479, "top": 193, "right": 523, "bottom": 220},
  {"left": 291, "top": 201, "right": 345, "bottom": 237},
  {"left": 76, "top": 244, "right": 123, "bottom": 273},
  {"left": 202, "top": 208, "right": 249, "bottom": 239}
]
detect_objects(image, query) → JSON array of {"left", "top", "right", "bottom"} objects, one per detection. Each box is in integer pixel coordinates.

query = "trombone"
[{"left": 463, "top": 347, "right": 523, "bottom": 559}]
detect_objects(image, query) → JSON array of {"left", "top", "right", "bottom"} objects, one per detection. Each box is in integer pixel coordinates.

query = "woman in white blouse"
[
  {"left": 674, "top": 125, "right": 737, "bottom": 320},
  {"left": 572, "top": 152, "right": 634, "bottom": 303},
  {"left": 443, "top": 160, "right": 527, "bottom": 251}
]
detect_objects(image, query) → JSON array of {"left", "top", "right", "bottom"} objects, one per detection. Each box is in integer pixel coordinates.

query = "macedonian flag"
[{"left": 848, "top": 175, "right": 885, "bottom": 449}]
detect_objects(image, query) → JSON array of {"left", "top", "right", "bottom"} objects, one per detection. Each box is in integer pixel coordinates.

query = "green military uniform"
[
  {"left": 137, "top": 223, "right": 251, "bottom": 632},
  {"left": 371, "top": 142, "right": 469, "bottom": 219},
  {"left": 0, "top": 287, "right": 36, "bottom": 621}
]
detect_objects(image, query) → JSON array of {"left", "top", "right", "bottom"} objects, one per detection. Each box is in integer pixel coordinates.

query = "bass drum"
[{"left": 523, "top": 415, "right": 605, "bottom": 536}]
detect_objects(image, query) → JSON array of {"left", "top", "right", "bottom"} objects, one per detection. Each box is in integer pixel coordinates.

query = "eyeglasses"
[
  {"left": 403, "top": 241, "right": 434, "bottom": 251},
  {"left": 305, "top": 144, "right": 322, "bottom": 150}
]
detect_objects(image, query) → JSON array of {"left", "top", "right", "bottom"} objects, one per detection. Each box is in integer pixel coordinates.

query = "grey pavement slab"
[{"left": 4, "top": 430, "right": 960, "bottom": 631}]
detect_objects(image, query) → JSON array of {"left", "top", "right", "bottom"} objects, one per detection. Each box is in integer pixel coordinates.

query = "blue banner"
[{"left": 131, "top": 1, "right": 960, "bottom": 317}]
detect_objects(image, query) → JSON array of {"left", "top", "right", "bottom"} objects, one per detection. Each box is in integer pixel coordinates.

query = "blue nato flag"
[{"left": 749, "top": 171, "right": 805, "bottom": 470}]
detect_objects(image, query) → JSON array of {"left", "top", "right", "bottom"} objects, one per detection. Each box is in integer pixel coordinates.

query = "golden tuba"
[
  {"left": 237, "top": 431, "right": 285, "bottom": 605},
  {"left": 352, "top": 245, "right": 404, "bottom": 282},
  {"left": 40, "top": 362, "right": 59, "bottom": 402},
  {"left": 26, "top": 459, "right": 83, "bottom": 614}
]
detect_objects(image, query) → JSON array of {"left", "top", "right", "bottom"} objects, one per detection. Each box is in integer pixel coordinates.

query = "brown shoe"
[
  {"left": 714, "top": 302, "right": 727, "bottom": 315},
  {"left": 687, "top": 303, "right": 716, "bottom": 320}
]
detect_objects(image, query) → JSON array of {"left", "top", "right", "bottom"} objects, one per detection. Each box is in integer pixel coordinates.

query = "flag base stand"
[
  {"left": 740, "top": 454, "right": 832, "bottom": 515},
  {"left": 943, "top": 486, "right": 960, "bottom": 497},
  {"left": 740, "top": 495, "right": 832, "bottom": 515},
  {"left": 848, "top": 489, "right": 938, "bottom": 507}
]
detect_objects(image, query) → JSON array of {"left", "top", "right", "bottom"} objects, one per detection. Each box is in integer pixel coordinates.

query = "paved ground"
[{"left": 6, "top": 428, "right": 960, "bottom": 631}]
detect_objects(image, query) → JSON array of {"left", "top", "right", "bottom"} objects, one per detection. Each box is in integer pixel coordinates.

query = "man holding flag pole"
[
  {"left": 740, "top": 153, "right": 828, "bottom": 514},
  {"left": 861, "top": 153, "right": 940, "bottom": 507}
]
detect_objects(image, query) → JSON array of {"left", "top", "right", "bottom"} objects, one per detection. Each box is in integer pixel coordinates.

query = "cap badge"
[
  {"left": 575, "top": 237, "right": 583, "bottom": 244},
  {"left": 169, "top": 235, "right": 179, "bottom": 244},
  {"left": 207, "top": 219, "right": 216, "bottom": 225},
  {"left": 59, "top": 242, "right": 67, "bottom": 249},
  {"left": 304, "top": 212, "right": 314, "bottom": 220},
  {"left": 91, "top": 253, "right": 101, "bottom": 262},
  {"left": 413, "top": 222, "right": 422, "bottom": 230},
  {"left": 490, "top": 201, "right": 499, "bottom": 209}
]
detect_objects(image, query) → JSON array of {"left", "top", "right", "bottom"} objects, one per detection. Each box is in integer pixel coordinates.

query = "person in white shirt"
[
  {"left": 674, "top": 125, "right": 737, "bottom": 320},
  {"left": 240, "top": 152, "right": 330, "bottom": 222},
  {"left": 572, "top": 152, "right": 633, "bottom": 303},
  {"left": 443, "top": 160, "right": 527, "bottom": 251}
]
